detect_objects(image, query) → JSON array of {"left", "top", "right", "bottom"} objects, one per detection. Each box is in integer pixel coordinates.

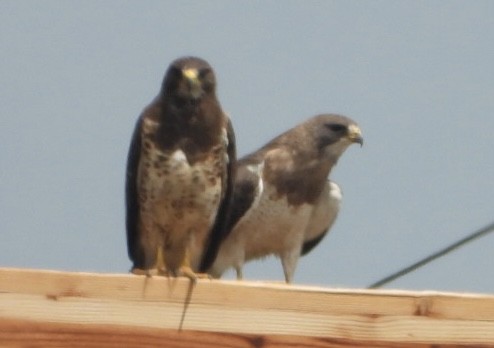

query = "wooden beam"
[{"left": 1, "top": 267, "right": 494, "bottom": 347}]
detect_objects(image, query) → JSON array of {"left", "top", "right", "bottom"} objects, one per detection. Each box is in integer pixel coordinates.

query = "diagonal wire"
[{"left": 368, "top": 221, "right": 494, "bottom": 289}]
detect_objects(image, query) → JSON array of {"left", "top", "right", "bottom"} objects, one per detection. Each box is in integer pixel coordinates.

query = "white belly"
[{"left": 220, "top": 182, "right": 312, "bottom": 268}]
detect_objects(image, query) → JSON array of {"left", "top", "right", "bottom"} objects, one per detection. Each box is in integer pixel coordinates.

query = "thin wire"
[{"left": 368, "top": 221, "right": 494, "bottom": 289}]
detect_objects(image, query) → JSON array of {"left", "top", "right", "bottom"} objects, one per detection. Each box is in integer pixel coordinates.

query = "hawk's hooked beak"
[
  {"left": 347, "top": 124, "right": 364, "bottom": 147},
  {"left": 182, "top": 68, "right": 202, "bottom": 99}
]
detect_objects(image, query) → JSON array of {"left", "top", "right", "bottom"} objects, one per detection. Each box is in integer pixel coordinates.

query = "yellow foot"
[
  {"left": 156, "top": 267, "right": 168, "bottom": 276},
  {"left": 131, "top": 267, "right": 159, "bottom": 277},
  {"left": 178, "top": 266, "right": 211, "bottom": 283}
]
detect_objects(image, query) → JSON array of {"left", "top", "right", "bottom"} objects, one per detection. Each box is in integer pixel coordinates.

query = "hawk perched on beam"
[
  {"left": 202, "top": 114, "right": 362, "bottom": 283},
  {"left": 126, "top": 56, "right": 236, "bottom": 280}
]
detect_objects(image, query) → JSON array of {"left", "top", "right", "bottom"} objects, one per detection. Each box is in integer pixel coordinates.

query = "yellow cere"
[
  {"left": 183, "top": 68, "right": 199, "bottom": 81},
  {"left": 348, "top": 124, "right": 362, "bottom": 138}
]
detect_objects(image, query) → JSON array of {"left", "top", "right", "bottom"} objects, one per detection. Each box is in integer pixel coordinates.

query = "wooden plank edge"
[{"left": 0, "top": 318, "right": 484, "bottom": 348}]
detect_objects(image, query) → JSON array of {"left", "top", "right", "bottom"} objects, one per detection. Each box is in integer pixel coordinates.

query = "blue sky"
[{"left": 1, "top": 1, "right": 493, "bottom": 292}]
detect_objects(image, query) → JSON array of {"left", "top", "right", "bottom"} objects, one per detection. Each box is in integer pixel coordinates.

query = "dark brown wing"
[
  {"left": 199, "top": 157, "right": 262, "bottom": 272},
  {"left": 199, "top": 116, "right": 237, "bottom": 272},
  {"left": 226, "top": 158, "right": 262, "bottom": 231},
  {"left": 125, "top": 117, "right": 144, "bottom": 268},
  {"left": 301, "top": 181, "right": 341, "bottom": 256},
  {"left": 301, "top": 230, "right": 330, "bottom": 256}
]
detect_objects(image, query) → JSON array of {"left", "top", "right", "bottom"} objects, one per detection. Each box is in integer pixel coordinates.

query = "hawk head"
[
  {"left": 161, "top": 56, "right": 217, "bottom": 103},
  {"left": 310, "top": 114, "right": 363, "bottom": 160}
]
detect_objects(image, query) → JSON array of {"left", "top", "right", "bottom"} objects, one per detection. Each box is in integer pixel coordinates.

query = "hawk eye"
[
  {"left": 325, "top": 123, "right": 346, "bottom": 132},
  {"left": 200, "top": 69, "right": 215, "bottom": 91},
  {"left": 171, "top": 66, "right": 182, "bottom": 77},
  {"left": 198, "top": 68, "right": 209, "bottom": 78}
]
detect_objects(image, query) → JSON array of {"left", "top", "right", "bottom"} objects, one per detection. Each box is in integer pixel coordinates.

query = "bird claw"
[
  {"left": 131, "top": 267, "right": 159, "bottom": 277},
  {"left": 178, "top": 266, "right": 211, "bottom": 283}
]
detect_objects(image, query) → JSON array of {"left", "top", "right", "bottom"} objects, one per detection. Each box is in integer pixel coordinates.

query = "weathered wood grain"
[{"left": 0, "top": 267, "right": 493, "bottom": 347}]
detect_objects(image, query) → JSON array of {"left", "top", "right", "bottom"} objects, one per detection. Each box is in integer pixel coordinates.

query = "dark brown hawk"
[
  {"left": 126, "top": 56, "right": 236, "bottom": 280},
  {"left": 203, "top": 114, "right": 362, "bottom": 283}
]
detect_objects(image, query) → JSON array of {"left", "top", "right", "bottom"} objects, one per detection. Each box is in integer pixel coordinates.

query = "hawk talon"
[
  {"left": 178, "top": 266, "right": 211, "bottom": 282},
  {"left": 156, "top": 267, "right": 168, "bottom": 276},
  {"left": 131, "top": 267, "right": 159, "bottom": 277}
]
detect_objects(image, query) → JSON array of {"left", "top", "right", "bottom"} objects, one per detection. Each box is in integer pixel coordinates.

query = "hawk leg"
[
  {"left": 235, "top": 266, "right": 243, "bottom": 280},
  {"left": 178, "top": 248, "right": 211, "bottom": 282},
  {"left": 281, "top": 248, "right": 301, "bottom": 284},
  {"left": 131, "top": 247, "right": 167, "bottom": 277}
]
